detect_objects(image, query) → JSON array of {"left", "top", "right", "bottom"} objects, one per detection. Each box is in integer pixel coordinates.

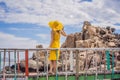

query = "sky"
[{"left": 0, "top": 0, "right": 120, "bottom": 48}]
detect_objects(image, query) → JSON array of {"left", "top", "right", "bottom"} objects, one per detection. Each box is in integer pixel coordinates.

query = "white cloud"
[
  {"left": 0, "top": 32, "right": 40, "bottom": 48},
  {"left": 0, "top": 0, "right": 120, "bottom": 29}
]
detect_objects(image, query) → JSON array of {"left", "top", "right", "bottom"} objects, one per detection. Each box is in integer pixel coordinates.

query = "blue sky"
[{"left": 0, "top": 0, "right": 120, "bottom": 48}]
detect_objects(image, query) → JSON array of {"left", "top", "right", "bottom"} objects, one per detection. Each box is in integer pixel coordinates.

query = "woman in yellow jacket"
[{"left": 48, "top": 20, "right": 67, "bottom": 74}]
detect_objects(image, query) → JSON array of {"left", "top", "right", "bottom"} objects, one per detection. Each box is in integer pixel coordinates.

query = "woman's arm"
[
  {"left": 61, "top": 30, "right": 67, "bottom": 37},
  {"left": 49, "top": 30, "right": 54, "bottom": 48}
]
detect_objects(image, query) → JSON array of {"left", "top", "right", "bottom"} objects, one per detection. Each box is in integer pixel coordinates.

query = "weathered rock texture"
[{"left": 62, "top": 21, "right": 119, "bottom": 48}]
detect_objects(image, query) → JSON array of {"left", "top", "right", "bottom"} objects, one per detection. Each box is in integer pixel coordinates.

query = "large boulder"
[
  {"left": 82, "top": 21, "right": 99, "bottom": 39},
  {"left": 20, "top": 59, "right": 43, "bottom": 72},
  {"left": 28, "top": 59, "right": 43, "bottom": 69},
  {"left": 63, "top": 34, "right": 75, "bottom": 48}
]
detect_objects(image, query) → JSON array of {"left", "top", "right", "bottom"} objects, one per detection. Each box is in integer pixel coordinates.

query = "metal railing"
[{"left": 0, "top": 48, "right": 120, "bottom": 80}]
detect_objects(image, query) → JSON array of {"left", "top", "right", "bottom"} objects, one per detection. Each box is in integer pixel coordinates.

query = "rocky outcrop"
[
  {"left": 61, "top": 21, "right": 120, "bottom": 71},
  {"left": 62, "top": 21, "right": 119, "bottom": 48}
]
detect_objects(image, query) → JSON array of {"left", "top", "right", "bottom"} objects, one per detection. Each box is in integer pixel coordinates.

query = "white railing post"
[
  {"left": 95, "top": 51, "right": 98, "bottom": 80},
  {"left": 46, "top": 50, "right": 48, "bottom": 80},
  {"left": 70, "top": 50, "right": 73, "bottom": 71},
  {"left": 36, "top": 50, "right": 39, "bottom": 80},
  {"left": 85, "top": 50, "right": 88, "bottom": 80},
  {"left": 75, "top": 50, "right": 79, "bottom": 80},
  {"left": 3, "top": 49, "right": 6, "bottom": 80},
  {"left": 14, "top": 50, "right": 17, "bottom": 80},
  {"left": 65, "top": 50, "right": 68, "bottom": 80}
]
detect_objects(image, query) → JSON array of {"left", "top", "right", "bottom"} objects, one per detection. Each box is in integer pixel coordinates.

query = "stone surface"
[{"left": 64, "top": 34, "right": 75, "bottom": 48}]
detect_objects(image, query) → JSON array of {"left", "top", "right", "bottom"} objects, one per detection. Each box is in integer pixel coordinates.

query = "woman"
[{"left": 48, "top": 20, "right": 67, "bottom": 74}]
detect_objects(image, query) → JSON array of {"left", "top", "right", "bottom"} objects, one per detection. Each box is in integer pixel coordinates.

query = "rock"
[
  {"left": 76, "top": 40, "right": 84, "bottom": 48},
  {"left": 28, "top": 59, "right": 43, "bottom": 69},
  {"left": 61, "top": 42, "right": 66, "bottom": 48},
  {"left": 100, "top": 29, "right": 106, "bottom": 35},
  {"left": 102, "top": 33, "right": 115, "bottom": 41},
  {"left": 74, "top": 32, "right": 82, "bottom": 41},
  {"left": 79, "top": 61, "right": 84, "bottom": 70},
  {"left": 114, "top": 33, "right": 120, "bottom": 40},
  {"left": 79, "top": 51, "right": 86, "bottom": 60},
  {"left": 115, "top": 61, "right": 120, "bottom": 70},
  {"left": 111, "top": 28, "right": 115, "bottom": 33},
  {"left": 117, "top": 55, "right": 120, "bottom": 61},
  {"left": 107, "top": 42, "right": 116, "bottom": 47},
  {"left": 115, "top": 67, "right": 120, "bottom": 70},
  {"left": 20, "top": 60, "right": 26, "bottom": 68},
  {"left": 76, "top": 39, "right": 93, "bottom": 48},
  {"left": 116, "top": 40, "right": 120, "bottom": 47},
  {"left": 116, "top": 61, "right": 120, "bottom": 66},
  {"left": 32, "top": 50, "right": 45, "bottom": 62},
  {"left": 5, "top": 66, "right": 11, "bottom": 71},
  {"left": 36, "top": 44, "right": 43, "bottom": 48},
  {"left": 100, "top": 65, "right": 108, "bottom": 70},
  {"left": 82, "top": 21, "right": 99, "bottom": 39},
  {"left": 20, "top": 59, "right": 43, "bottom": 72},
  {"left": 64, "top": 34, "right": 75, "bottom": 48}
]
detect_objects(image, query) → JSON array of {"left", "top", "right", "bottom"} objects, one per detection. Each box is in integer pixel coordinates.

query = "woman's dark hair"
[
  {"left": 56, "top": 30, "right": 60, "bottom": 33},
  {"left": 56, "top": 27, "right": 64, "bottom": 33}
]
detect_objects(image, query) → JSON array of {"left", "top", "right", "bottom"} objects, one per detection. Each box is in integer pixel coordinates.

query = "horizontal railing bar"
[
  {"left": 0, "top": 48, "right": 120, "bottom": 51},
  {"left": 0, "top": 71, "right": 120, "bottom": 77}
]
